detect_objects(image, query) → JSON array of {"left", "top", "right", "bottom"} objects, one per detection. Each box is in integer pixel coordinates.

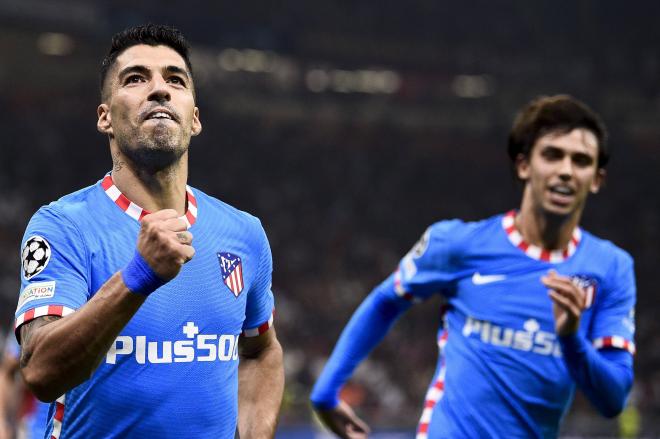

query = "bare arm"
[
  {"left": 19, "top": 275, "right": 144, "bottom": 401},
  {"left": 19, "top": 209, "right": 194, "bottom": 402},
  {"left": 237, "top": 328, "right": 284, "bottom": 439}
]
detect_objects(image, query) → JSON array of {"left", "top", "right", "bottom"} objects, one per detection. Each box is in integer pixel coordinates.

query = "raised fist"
[{"left": 136, "top": 209, "right": 195, "bottom": 281}]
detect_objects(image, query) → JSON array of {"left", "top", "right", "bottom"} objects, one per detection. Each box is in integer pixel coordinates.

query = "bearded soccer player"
[
  {"left": 311, "top": 95, "right": 636, "bottom": 438},
  {"left": 14, "top": 24, "right": 283, "bottom": 438}
]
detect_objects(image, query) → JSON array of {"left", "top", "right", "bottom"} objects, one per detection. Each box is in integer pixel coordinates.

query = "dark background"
[{"left": 1, "top": 1, "right": 659, "bottom": 436}]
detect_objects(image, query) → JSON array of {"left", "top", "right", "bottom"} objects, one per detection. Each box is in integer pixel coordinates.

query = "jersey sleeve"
[
  {"left": 393, "top": 219, "right": 462, "bottom": 302},
  {"left": 14, "top": 207, "right": 90, "bottom": 339},
  {"left": 588, "top": 252, "right": 636, "bottom": 355},
  {"left": 241, "top": 220, "right": 275, "bottom": 337}
]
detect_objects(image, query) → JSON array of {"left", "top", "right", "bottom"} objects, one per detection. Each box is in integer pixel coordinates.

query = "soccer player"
[
  {"left": 14, "top": 24, "right": 283, "bottom": 438},
  {"left": 310, "top": 95, "right": 636, "bottom": 438},
  {"left": 0, "top": 334, "right": 49, "bottom": 439}
]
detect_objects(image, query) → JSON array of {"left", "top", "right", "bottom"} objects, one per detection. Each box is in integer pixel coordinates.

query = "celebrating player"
[
  {"left": 311, "top": 95, "right": 636, "bottom": 438},
  {"left": 14, "top": 24, "right": 283, "bottom": 438}
]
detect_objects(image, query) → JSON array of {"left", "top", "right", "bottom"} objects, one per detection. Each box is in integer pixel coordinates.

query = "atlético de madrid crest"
[
  {"left": 217, "top": 252, "right": 244, "bottom": 297},
  {"left": 571, "top": 275, "right": 598, "bottom": 308}
]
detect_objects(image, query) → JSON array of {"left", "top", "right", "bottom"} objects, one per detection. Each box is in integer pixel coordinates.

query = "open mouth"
[
  {"left": 547, "top": 185, "right": 576, "bottom": 205},
  {"left": 549, "top": 185, "right": 575, "bottom": 196},
  {"left": 147, "top": 111, "right": 174, "bottom": 120},
  {"left": 143, "top": 108, "right": 178, "bottom": 123}
]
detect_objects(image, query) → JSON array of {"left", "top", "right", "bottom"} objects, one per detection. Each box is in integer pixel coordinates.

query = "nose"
[
  {"left": 147, "top": 75, "right": 171, "bottom": 103},
  {"left": 558, "top": 156, "right": 573, "bottom": 181}
]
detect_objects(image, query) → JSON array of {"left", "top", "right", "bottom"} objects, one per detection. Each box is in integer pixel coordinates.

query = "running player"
[
  {"left": 311, "top": 95, "right": 636, "bottom": 438},
  {"left": 14, "top": 24, "right": 283, "bottom": 438}
]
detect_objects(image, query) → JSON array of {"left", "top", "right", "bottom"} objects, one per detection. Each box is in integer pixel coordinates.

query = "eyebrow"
[
  {"left": 541, "top": 145, "right": 596, "bottom": 159},
  {"left": 118, "top": 65, "right": 190, "bottom": 81}
]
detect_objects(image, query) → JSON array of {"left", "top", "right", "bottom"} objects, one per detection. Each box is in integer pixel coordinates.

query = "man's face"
[
  {"left": 97, "top": 44, "right": 202, "bottom": 170},
  {"left": 516, "top": 128, "right": 604, "bottom": 218}
]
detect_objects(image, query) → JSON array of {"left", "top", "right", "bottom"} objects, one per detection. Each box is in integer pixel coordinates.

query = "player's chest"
[
  {"left": 451, "top": 255, "right": 601, "bottom": 330},
  {"left": 89, "top": 228, "right": 257, "bottom": 321}
]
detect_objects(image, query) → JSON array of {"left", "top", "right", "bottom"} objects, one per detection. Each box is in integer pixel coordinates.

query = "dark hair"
[
  {"left": 100, "top": 24, "right": 193, "bottom": 100},
  {"left": 508, "top": 95, "right": 609, "bottom": 169}
]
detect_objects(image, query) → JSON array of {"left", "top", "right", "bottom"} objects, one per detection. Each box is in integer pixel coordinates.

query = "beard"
[{"left": 116, "top": 121, "right": 189, "bottom": 174}]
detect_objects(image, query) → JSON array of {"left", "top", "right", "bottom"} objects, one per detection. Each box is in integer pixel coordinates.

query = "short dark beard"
[{"left": 116, "top": 125, "right": 188, "bottom": 174}]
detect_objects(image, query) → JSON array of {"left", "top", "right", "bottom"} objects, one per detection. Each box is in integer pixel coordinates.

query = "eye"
[
  {"left": 125, "top": 75, "right": 145, "bottom": 84},
  {"left": 572, "top": 154, "right": 594, "bottom": 167},
  {"left": 540, "top": 147, "right": 563, "bottom": 161},
  {"left": 168, "top": 76, "right": 186, "bottom": 86}
]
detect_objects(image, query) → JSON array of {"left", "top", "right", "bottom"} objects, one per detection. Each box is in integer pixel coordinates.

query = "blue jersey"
[
  {"left": 393, "top": 211, "right": 636, "bottom": 439},
  {"left": 14, "top": 175, "right": 275, "bottom": 439}
]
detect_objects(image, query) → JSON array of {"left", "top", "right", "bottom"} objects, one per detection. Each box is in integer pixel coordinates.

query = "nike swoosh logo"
[{"left": 472, "top": 272, "right": 507, "bottom": 285}]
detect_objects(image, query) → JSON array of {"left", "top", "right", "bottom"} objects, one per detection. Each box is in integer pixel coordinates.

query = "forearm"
[
  {"left": 559, "top": 334, "right": 633, "bottom": 417},
  {"left": 238, "top": 336, "right": 284, "bottom": 439},
  {"left": 20, "top": 272, "right": 145, "bottom": 401},
  {"left": 310, "top": 286, "right": 410, "bottom": 409}
]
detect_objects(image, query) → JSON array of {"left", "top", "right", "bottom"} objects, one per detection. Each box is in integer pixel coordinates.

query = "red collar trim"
[
  {"left": 101, "top": 174, "right": 198, "bottom": 228},
  {"left": 501, "top": 210, "right": 581, "bottom": 263}
]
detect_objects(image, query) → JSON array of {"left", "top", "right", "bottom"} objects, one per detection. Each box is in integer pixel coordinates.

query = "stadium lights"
[
  {"left": 451, "top": 74, "right": 494, "bottom": 98},
  {"left": 36, "top": 32, "right": 75, "bottom": 56},
  {"left": 305, "top": 68, "right": 401, "bottom": 94},
  {"left": 218, "top": 48, "right": 282, "bottom": 73},
  {"left": 216, "top": 47, "right": 401, "bottom": 94}
]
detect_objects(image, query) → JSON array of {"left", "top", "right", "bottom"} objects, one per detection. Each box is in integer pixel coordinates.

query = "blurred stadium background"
[{"left": 0, "top": 1, "right": 659, "bottom": 437}]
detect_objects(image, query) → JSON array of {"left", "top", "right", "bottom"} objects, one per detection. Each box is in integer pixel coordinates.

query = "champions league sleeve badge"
[
  {"left": 217, "top": 252, "right": 244, "bottom": 297},
  {"left": 21, "top": 235, "right": 52, "bottom": 280}
]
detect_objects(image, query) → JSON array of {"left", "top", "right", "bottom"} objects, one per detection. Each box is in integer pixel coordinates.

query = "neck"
[
  {"left": 517, "top": 196, "right": 582, "bottom": 251},
  {"left": 110, "top": 147, "right": 189, "bottom": 215}
]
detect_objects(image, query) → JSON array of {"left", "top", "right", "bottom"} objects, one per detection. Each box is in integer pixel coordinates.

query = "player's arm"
[
  {"left": 19, "top": 210, "right": 194, "bottom": 402},
  {"left": 310, "top": 279, "right": 413, "bottom": 438},
  {"left": 237, "top": 327, "right": 284, "bottom": 439},
  {"left": 311, "top": 223, "right": 455, "bottom": 438},
  {"left": 543, "top": 270, "right": 634, "bottom": 417}
]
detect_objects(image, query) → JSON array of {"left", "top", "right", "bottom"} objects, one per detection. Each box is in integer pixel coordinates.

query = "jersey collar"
[
  {"left": 501, "top": 210, "right": 581, "bottom": 263},
  {"left": 101, "top": 174, "right": 198, "bottom": 228}
]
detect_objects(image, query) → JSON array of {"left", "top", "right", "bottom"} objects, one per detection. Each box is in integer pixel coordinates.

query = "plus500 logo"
[
  {"left": 106, "top": 322, "right": 239, "bottom": 364},
  {"left": 462, "top": 316, "right": 561, "bottom": 357}
]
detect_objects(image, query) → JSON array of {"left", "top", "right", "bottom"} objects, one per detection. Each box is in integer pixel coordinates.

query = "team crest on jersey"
[
  {"left": 217, "top": 252, "right": 244, "bottom": 297},
  {"left": 21, "top": 235, "right": 51, "bottom": 280},
  {"left": 571, "top": 275, "right": 598, "bottom": 308}
]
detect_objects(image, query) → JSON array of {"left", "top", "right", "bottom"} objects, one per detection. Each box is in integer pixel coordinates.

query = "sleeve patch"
[
  {"left": 16, "top": 281, "right": 56, "bottom": 310},
  {"left": 21, "top": 235, "right": 52, "bottom": 280}
]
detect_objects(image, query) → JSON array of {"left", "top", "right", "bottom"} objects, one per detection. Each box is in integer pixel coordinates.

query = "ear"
[
  {"left": 590, "top": 168, "right": 606, "bottom": 194},
  {"left": 515, "top": 153, "right": 530, "bottom": 181},
  {"left": 97, "top": 104, "right": 113, "bottom": 135},
  {"left": 191, "top": 106, "right": 202, "bottom": 136}
]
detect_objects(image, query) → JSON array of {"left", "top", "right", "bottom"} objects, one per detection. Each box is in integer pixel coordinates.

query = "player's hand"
[
  {"left": 314, "top": 400, "right": 370, "bottom": 439},
  {"left": 541, "top": 270, "right": 585, "bottom": 336},
  {"left": 137, "top": 209, "right": 194, "bottom": 281}
]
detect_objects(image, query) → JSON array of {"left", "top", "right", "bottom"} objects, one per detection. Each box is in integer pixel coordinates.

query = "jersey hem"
[
  {"left": 592, "top": 336, "right": 635, "bottom": 355},
  {"left": 242, "top": 310, "right": 274, "bottom": 337},
  {"left": 14, "top": 305, "right": 76, "bottom": 341}
]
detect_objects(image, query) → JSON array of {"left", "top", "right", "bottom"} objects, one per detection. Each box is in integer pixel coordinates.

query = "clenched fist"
[{"left": 137, "top": 209, "right": 195, "bottom": 281}]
